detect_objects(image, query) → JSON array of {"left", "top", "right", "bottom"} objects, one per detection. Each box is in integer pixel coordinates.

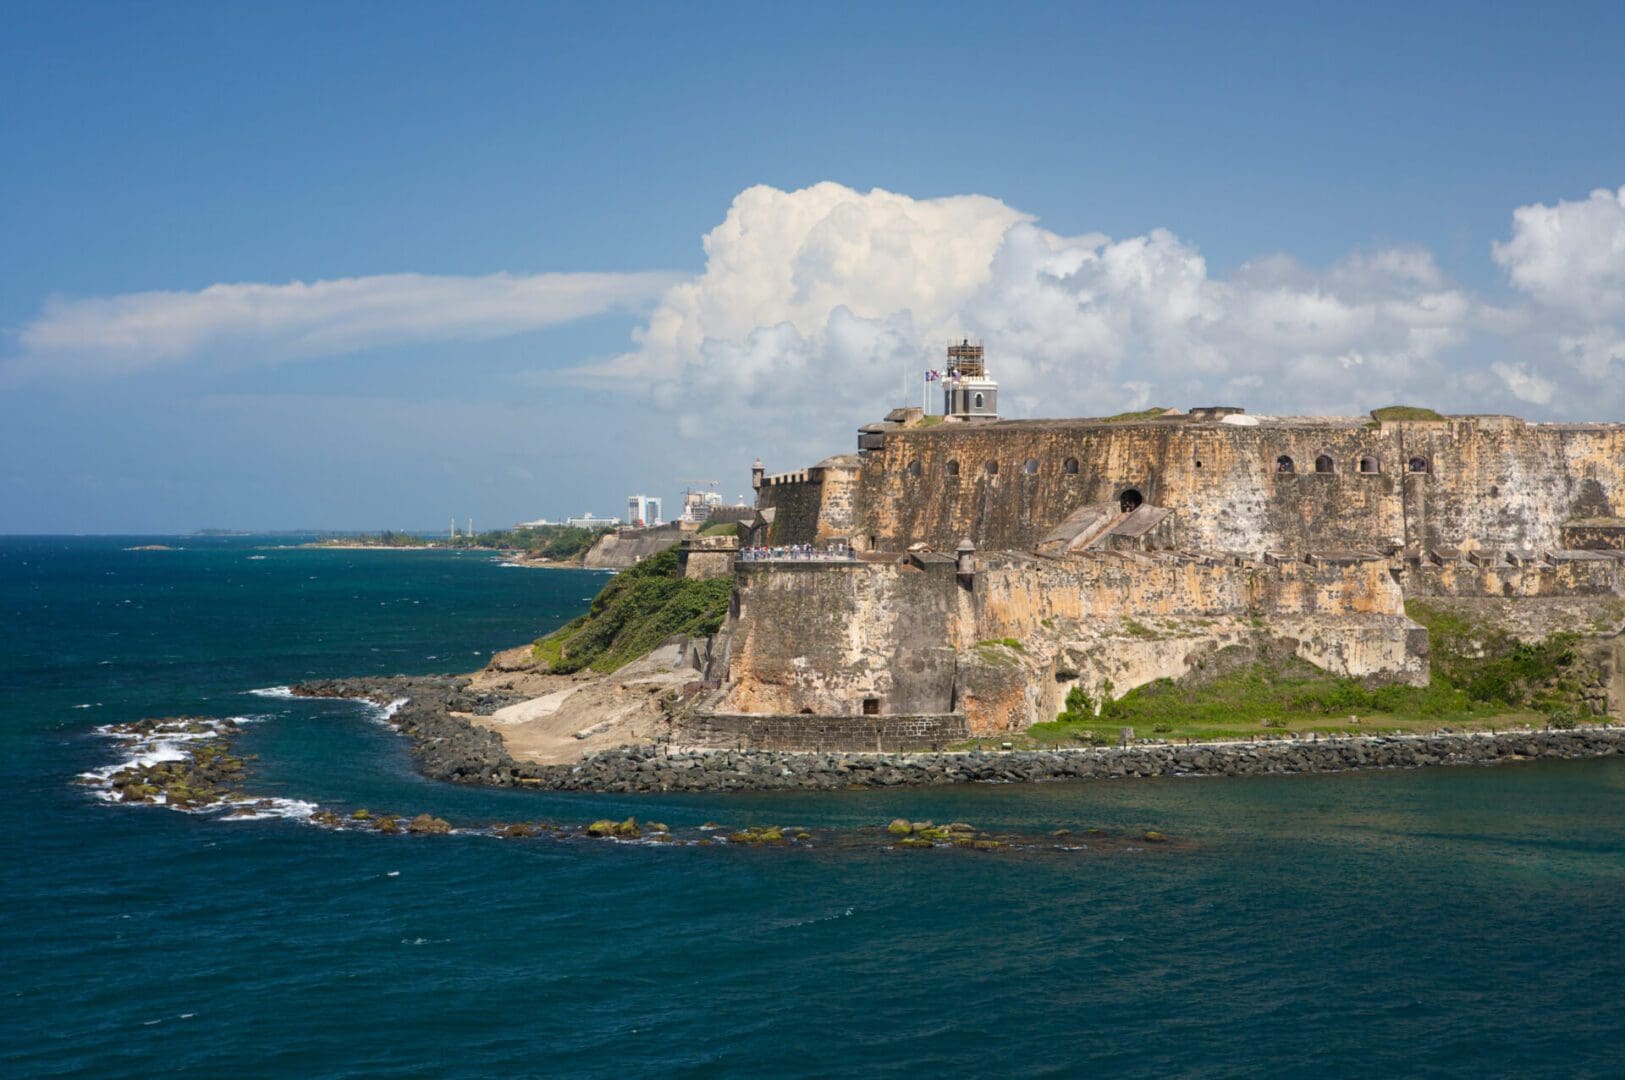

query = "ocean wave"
[
  {"left": 247, "top": 685, "right": 295, "bottom": 699},
  {"left": 219, "top": 797, "right": 319, "bottom": 822}
]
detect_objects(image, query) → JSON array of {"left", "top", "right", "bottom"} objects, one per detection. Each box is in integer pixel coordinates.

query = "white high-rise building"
[{"left": 626, "top": 494, "right": 663, "bottom": 528}]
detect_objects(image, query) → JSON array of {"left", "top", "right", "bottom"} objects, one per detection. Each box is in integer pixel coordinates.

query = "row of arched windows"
[
  {"left": 1276, "top": 454, "right": 1431, "bottom": 475},
  {"left": 915, "top": 452, "right": 1433, "bottom": 480},
  {"left": 932, "top": 456, "right": 1080, "bottom": 479}
]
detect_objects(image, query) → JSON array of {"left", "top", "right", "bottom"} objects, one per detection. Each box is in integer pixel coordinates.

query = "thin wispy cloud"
[{"left": 6, "top": 270, "right": 681, "bottom": 378}]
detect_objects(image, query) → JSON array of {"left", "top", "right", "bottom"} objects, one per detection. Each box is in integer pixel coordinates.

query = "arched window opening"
[
  {"left": 1120, "top": 488, "right": 1144, "bottom": 513},
  {"left": 1063, "top": 457, "right": 1079, "bottom": 475},
  {"left": 906, "top": 459, "right": 922, "bottom": 478},
  {"left": 1276, "top": 455, "right": 1296, "bottom": 473},
  {"left": 1408, "top": 456, "right": 1430, "bottom": 474},
  {"left": 973, "top": 392, "right": 985, "bottom": 409},
  {"left": 946, "top": 460, "right": 960, "bottom": 477},
  {"left": 984, "top": 460, "right": 999, "bottom": 476},
  {"left": 1358, "top": 457, "right": 1380, "bottom": 474},
  {"left": 1315, "top": 455, "right": 1335, "bottom": 474},
  {"left": 1022, "top": 458, "right": 1039, "bottom": 475}
]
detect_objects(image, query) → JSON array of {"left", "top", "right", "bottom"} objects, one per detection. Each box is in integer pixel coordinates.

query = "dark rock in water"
[
  {"left": 406, "top": 814, "right": 452, "bottom": 835},
  {"left": 1143, "top": 831, "right": 1169, "bottom": 843}
]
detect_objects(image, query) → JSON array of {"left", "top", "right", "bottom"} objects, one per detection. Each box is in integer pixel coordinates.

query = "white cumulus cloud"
[
  {"left": 573, "top": 182, "right": 1504, "bottom": 438},
  {"left": 1494, "top": 185, "right": 1625, "bottom": 319}
]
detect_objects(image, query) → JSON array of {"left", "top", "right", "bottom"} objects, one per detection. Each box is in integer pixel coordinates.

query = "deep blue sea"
[{"left": 6, "top": 536, "right": 1625, "bottom": 1078}]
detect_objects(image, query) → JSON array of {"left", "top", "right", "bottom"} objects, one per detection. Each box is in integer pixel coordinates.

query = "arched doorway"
[{"left": 1120, "top": 488, "right": 1144, "bottom": 513}]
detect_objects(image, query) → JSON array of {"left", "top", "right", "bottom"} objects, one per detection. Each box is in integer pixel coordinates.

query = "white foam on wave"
[
  {"left": 72, "top": 703, "right": 103, "bottom": 709},
  {"left": 247, "top": 685, "right": 295, "bottom": 699},
  {"left": 218, "top": 797, "right": 319, "bottom": 822}
]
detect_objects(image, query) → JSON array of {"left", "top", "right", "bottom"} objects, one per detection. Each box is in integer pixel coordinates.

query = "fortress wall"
[
  {"left": 1407, "top": 555, "right": 1625, "bottom": 598},
  {"left": 680, "top": 712, "right": 968, "bottom": 752},
  {"left": 719, "top": 561, "right": 959, "bottom": 716},
  {"left": 756, "top": 474, "right": 823, "bottom": 545},
  {"left": 763, "top": 418, "right": 1625, "bottom": 555},
  {"left": 972, "top": 554, "right": 1404, "bottom": 642}
]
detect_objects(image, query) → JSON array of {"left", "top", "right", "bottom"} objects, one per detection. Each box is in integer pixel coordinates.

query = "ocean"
[{"left": 5, "top": 535, "right": 1624, "bottom": 1078}]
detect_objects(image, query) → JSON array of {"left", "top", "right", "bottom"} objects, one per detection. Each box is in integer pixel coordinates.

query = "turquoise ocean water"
[{"left": 5, "top": 536, "right": 1624, "bottom": 1077}]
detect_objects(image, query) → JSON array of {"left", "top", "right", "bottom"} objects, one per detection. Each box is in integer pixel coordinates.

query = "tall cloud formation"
[
  {"left": 8, "top": 270, "right": 679, "bottom": 378},
  {"left": 578, "top": 182, "right": 1625, "bottom": 445},
  {"left": 10, "top": 182, "right": 1625, "bottom": 437}
]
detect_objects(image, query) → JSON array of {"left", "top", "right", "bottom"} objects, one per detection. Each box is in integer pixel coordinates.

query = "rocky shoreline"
[{"left": 291, "top": 676, "right": 1625, "bottom": 792}]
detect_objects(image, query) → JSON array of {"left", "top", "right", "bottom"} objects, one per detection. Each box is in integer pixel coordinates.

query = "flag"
[{"left": 924, "top": 369, "right": 940, "bottom": 382}]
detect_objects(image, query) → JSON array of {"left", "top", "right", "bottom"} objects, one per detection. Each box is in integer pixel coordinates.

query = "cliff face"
[
  {"left": 581, "top": 526, "right": 684, "bottom": 569},
  {"left": 756, "top": 415, "right": 1625, "bottom": 556}
]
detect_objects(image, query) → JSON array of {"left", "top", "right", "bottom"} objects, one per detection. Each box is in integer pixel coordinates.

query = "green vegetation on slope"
[
  {"left": 1370, "top": 405, "right": 1445, "bottom": 422},
  {"left": 320, "top": 531, "right": 429, "bottom": 547},
  {"left": 1027, "top": 607, "right": 1588, "bottom": 745},
  {"left": 533, "top": 549, "right": 731, "bottom": 674},
  {"left": 469, "top": 525, "right": 611, "bottom": 560},
  {"left": 1099, "top": 407, "right": 1170, "bottom": 423},
  {"left": 699, "top": 521, "right": 739, "bottom": 537}
]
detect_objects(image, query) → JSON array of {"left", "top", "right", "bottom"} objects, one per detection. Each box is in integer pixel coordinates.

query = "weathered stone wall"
[
  {"left": 679, "top": 711, "right": 967, "bottom": 752},
  {"left": 756, "top": 458, "right": 864, "bottom": 546},
  {"left": 582, "top": 526, "right": 685, "bottom": 568},
  {"left": 1405, "top": 551, "right": 1624, "bottom": 598},
  {"left": 715, "top": 552, "right": 1427, "bottom": 732},
  {"left": 761, "top": 416, "right": 1625, "bottom": 556},
  {"left": 718, "top": 561, "right": 960, "bottom": 716},
  {"left": 678, "top": 535, "right": 739, "bottom": 580},
  {"left": 1562, "top": 519, "right": 1625, "bottom": 551},
  {"left": 974, "top": 551, "right": 1404, "bottom": 634},
  {"left": 756, "top": 472, "right": 823, "bottom": 546}
]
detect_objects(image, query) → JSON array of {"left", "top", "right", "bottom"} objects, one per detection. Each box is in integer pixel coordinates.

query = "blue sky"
[{"left": 5, "top": 2, "right": 1625, "bottom": 532}]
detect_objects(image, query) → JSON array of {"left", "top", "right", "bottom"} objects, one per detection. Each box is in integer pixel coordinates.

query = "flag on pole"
[{"left": 924, "top": 369, "right": 940, "bottom": 382}]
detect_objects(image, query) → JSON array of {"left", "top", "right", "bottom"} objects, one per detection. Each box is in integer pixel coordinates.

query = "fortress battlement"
[{"left": 691, "top": 354, "right": 1625, "bottom": 742}]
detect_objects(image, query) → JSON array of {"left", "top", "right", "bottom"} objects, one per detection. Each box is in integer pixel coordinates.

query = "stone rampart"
[
  {"left": 678, "top": 535, "right": 739, "bottom": 580},
  {"left": 1406, "top": 550, "right": 1625, "bottom": 598},
  {"left": 678, "top": 711, "right": 968, "bottom": 752},
  {"left": 760, "top": 415, "right": 1625, "bottom": 556},
  {"left": 714, "top": 551, "right": 1426, "bottom": 730}
]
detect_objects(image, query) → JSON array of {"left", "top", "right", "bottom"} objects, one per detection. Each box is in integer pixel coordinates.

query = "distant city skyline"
[{"left": 5, "top": 2, "right": 1625, "bottom": 532}]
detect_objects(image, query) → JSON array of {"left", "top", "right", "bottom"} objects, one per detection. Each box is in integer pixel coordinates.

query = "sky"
[{"left": 4, "top": 1, "right": 1625, "bottom": 533}]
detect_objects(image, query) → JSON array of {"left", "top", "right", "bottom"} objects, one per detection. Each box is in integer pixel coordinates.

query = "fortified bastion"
[{"left": 673, "top": 349, "right": 1625, "bottom": 749}]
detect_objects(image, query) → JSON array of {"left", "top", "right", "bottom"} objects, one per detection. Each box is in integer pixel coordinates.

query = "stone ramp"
[
  {"left": 1036, "top": 503, "right": 1123, "bottom": 556},
  {"left": 1036, "top": 502, "right": 1174, "bottom": 555}
]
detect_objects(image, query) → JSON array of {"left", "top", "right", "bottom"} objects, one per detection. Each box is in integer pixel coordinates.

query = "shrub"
[{"left": 533, "top": 550, "right": 732, "bottom": 674}]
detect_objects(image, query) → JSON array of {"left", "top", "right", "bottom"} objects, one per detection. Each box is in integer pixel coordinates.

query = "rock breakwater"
[{"left": 291, "top": 676, "right": 1625, "bottom": 792}]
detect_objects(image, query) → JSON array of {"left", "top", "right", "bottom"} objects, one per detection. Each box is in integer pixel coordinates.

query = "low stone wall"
[
  {"left": 296, "top": 676, "right": 1625, "bottom": 794},
  {"left": 679, "top": 711, "right": 968, "bottom": 752},
  {"left": 503, "top": 727, "right": 1625, "bottom": 792}
]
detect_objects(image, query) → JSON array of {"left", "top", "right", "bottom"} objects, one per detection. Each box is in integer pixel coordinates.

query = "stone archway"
[{"left": 1120, "top": 488, "right": 1144, "bottom": 513}]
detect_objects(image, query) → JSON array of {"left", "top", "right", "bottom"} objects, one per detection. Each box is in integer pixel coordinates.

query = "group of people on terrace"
[{"left": 738, "top": 543, "right": 858, "bottom": 562}]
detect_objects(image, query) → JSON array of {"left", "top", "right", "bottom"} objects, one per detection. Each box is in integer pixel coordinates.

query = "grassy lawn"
[
  {"left": 1004, "top": 605, "right": 1591, "bottom": 748},
  {"left": 1017, "top": 661, "right": 1543, "bottom": 747}
]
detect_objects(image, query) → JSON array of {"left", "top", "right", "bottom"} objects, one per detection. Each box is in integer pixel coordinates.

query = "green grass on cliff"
[
  {"left": 533, "top": 549, "right": 731, "bottom": 674},
  {"left": 1024, "top": 609, "right": 1587, "bottom": 746},
  {"left": 1098, "top": 407, "right": 1169, "bottom": 423},
  {"left": 1370, "top": 405, "right": 1445, "bottom": 422}
]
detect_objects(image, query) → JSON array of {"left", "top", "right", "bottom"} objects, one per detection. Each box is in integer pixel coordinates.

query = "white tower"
[{"left": 943, "top": 339, "right": 998, "bottom": 419}]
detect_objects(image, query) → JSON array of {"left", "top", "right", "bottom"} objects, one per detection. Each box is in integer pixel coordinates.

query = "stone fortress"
[{"left": 673, "top": 343, "right": 1625, "bottom": 749}]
